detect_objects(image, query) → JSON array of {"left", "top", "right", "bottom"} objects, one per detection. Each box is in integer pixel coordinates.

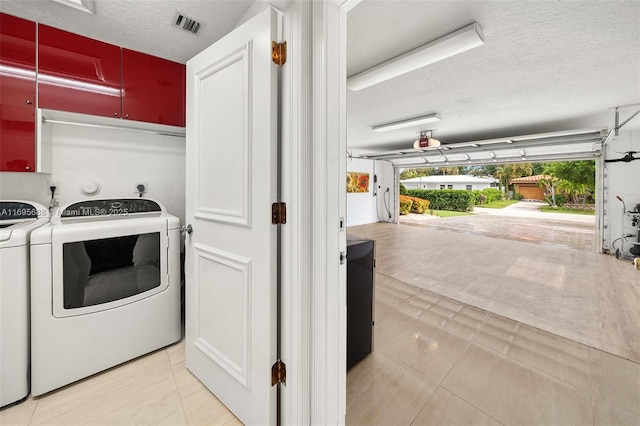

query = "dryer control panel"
[{"left": 61, "top": 199, "right": 162, "bottom": 218}]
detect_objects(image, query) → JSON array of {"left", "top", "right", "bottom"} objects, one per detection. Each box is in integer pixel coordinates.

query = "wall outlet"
[
  {"left": 135, "top": 182, "right": 148, "bottom": 195},
  {"left": 47, "top": 180, "right": 60, "bottom": 195}
]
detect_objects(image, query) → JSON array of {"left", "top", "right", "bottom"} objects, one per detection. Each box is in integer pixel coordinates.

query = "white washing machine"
[
  {"left": 30, "top": 198, "right": 181, "bottom": 396},
  {"left": 0, "top": 200, "right": 49, "bottom": 408}
]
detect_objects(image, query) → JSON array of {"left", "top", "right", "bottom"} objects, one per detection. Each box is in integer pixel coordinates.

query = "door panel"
[
  {"left": 196, "top": 50, "right": 250, "bottom": 226},
  {"left": 185, "top": 8, "right": 279, "bottom": 425},
  {"left": 194, "top": 244, "right": 251, "bottom": 386}
]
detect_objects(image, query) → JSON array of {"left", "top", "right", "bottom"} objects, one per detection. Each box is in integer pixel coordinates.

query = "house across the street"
[
  {"left": 510, "top": 175, "right": 550, "bottom": 200},
  {"left": 401, "top": 174, "right": 499, "bottom": 191}
]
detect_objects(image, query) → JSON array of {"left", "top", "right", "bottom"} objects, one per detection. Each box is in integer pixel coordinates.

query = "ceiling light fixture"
[
  {"left": 373, "top": 113, "right": 441, "bottom": 132},
  {"left": 347, "top": 22, "right": 485, "bottom": 91},
  {"left": 51, "top": 0, "right": 95, "bottom": 14}
]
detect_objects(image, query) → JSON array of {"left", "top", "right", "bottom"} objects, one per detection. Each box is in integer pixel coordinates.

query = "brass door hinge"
[
  {"left": 272, "top": 202, "right": 287, "bottom": 225},
  {"left": 272, "top": 41, "right": 287, "bottom": 66},
  {"left": 271, "top": 359, "right": 286, "bottom": 386}
]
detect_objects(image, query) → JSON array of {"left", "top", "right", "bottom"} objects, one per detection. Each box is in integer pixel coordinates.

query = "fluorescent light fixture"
[
  {"left": 372, "top": 113, "right": 441, "bottom": 132},
  {"left": 348, "top": 22, "right": 485, "bottom": 91}
]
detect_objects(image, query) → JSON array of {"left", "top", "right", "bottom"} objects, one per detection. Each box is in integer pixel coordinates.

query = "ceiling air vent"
[{"left": 172, "top": 12, "right": 205, "bottom": 35}]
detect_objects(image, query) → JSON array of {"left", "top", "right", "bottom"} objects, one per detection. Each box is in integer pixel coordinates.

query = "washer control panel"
[
  {"left": 0, "top": 201, "right": 41, "bottom": 220},
  {"left": 61, "top": 199, "right": 161, "bottom": 218}
]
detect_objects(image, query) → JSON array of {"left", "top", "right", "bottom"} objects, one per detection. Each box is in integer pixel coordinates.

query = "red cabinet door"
[
  {"left": 38, "top": 25, "right": 122, "bottom": 118},
  {"left": 0, "top": 13, "right": 36, "bottom": 171},
  {"left": 122, "top": 49, "right": 185, "bottom": 126}
]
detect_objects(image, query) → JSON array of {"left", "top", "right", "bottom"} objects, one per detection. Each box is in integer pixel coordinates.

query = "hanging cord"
[
  {"left": 376, "top": 187, "right": 392, "bottom": 222},
  {"left": 49, "top": 185, "right": 57, "bottom": 213},
  {"left": 383, "top": 188, "right": 392, "bottom": 221}
]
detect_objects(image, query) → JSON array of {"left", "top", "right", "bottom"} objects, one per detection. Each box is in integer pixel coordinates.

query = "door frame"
[{"left": 281, "top": 0, "right": 361, "bottom": 424}]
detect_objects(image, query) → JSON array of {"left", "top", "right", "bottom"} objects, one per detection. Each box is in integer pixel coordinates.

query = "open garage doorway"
[
  {"left": 396, "top": 159, "right": 599, "bottom": 253},
  {"left": 345, "top": 148, "right": 640, "bottom": 425}
]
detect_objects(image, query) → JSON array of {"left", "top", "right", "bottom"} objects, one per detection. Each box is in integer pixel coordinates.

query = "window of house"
[
  {"left": 440, "top": 185, "right": 445, "bottom": 190},
  {"left": 466, "top": 185, "right": 472, "bottom": 191},
  {"left": 447, "top": 185, "right": 453, "bottom": 189}
]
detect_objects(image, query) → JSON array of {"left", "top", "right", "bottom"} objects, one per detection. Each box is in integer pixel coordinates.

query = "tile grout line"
[
  {"left": 164, "top": 347, "right": 190, "bottom": 425},
  {"left": 432, "top": 312, "right": 505, "bottom": 426},
  {"left": 402, "top": 305, "right": 496, "bottom": 426}
]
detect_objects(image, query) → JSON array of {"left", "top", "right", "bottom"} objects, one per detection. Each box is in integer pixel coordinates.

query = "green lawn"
[
  {"left": 477, "top": 199, "right": 520, "bottom": 209},
  {"left": 431, "top": 210, "right": 476, "bottom": 218},
  {"left": 539, "top": 206, "right": 595, "bottom": 215}
]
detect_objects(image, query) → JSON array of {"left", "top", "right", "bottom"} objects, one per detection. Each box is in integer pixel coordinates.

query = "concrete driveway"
[{"left": 400, "top": 200, "right": 596, "bottom": 252}]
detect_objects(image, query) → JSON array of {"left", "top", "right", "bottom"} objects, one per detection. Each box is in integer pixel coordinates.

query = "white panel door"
[{"left": 185, "top": 8, "right": 279, "bottom": 425}]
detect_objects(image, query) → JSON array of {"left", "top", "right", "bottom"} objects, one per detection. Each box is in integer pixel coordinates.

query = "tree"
[
  {"left": 556, "top": 180, "right": 592, "bottom": 204},
  {"left": 545, "top": 161, "right": 595, "bottom": 187},
  {"left": 538, "top": 175, "right": 559, "bottom": 207},
  {"left": 467, "top": 164, "right": 497, "bottom": 176},
  {"left": 532, "top": 163, "right": 547, "bottom": 175},
  {"left": 435, "top": 166, "right": 461, "bottom": 175},
  {"left": 542, "top": 161, "right": 596, "bottom": 203},
  {"left": 399, "top": 168, "right": 433, "bottom": 180},
  {"left": 495, "top": 163, "right": 534, "bottom": 194}
]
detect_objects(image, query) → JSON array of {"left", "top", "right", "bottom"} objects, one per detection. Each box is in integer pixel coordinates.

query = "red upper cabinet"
[
  {"left": 38, "top": 24, "right": 122, "bottom": 118},
  {"left": 122, "top": 49, "right": 185, "bottom": 127},
  {"left": 0, "top": 13, "right": 36, "bottom": 172}
]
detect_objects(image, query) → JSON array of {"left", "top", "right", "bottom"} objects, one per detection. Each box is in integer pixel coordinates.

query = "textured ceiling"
[
  {"left": 0, "top": 0, "right": 256, "bottom": 63},
  {"left": 1, "top": 0, "right": 638, "bottom": 155},
  {"left": 347, "top": 0, "right": 640, "bottom": 152}
]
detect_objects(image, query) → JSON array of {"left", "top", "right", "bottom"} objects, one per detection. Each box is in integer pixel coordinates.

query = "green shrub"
[
  {"left": 481, "top": 187, "right": 502, "bottom": 203},
  {"left": 399, "top": 195, "right": 413, "bottom": 215},
  {"left": 399, "top": 183, "right": 408, "bottom": 195},
  {"left": 545, "top": 194, "right": 567, "bottom": 207},
  {"left": 407, "top": 189, "right": 474, "bottom": 212},
  {"left": 471, "top": 190, "right": 483, "bottom": 205},
  {"left": 399, "top": 195, "right": 430, "bottom": 214},
  {"left": 513, "top": 192, "right": 524, "bottom": 200},
  {"left": 408, "top": 196, "right": 430, "bottom": 213}
]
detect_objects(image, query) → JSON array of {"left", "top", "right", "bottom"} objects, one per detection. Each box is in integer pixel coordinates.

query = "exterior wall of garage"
[{"left": 513, "top": 183, "right": 546, "bottom": 200}]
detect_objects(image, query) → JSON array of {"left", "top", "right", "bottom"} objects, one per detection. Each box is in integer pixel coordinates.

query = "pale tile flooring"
[
  {"left": 347, "top": 273, "right": 640, "bottom": 425},
  {"left": 2, "top": 220, "right": 639, "bottom": 425},
  {"left": 347, "top": 221, "right": 640, "bottom": 425},
  {"left": 0, "top": 340, "right": 241, "bottom": 426}
]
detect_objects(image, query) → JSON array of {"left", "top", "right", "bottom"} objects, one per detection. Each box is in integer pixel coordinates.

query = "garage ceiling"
[
  {"left": 1, "top": 0, "right": 638, "bottom": 163},
  {"left": 347, "top": 0, "right": 640, "bottom": 162}
]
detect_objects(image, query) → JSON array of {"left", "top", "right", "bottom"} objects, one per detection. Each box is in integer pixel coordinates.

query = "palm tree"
[
  {"left": 538, "top": 175, "right": 558, "bottom": 207},
  {"left": 557, "top": 180, "right": 592, "bottom": 204},
  {"left": 495, "top": 163, "right": 534, "bottom": 196}
]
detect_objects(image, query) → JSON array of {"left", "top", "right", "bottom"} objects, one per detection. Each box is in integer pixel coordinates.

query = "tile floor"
[
  {"left": 347, "top": 273, "right": 640, "bottom": 425},
  {"left": 400, "top": 212, "right": 596, "bottom": 252},
  {"left": 348, "top": 222, "right": 640, "bottom": 363},
  {"left": 3, "top": 218, "right": 639, "bottom": 425},
  {"left": 0, "top": 340, "right": 241, "bottom": 426}
]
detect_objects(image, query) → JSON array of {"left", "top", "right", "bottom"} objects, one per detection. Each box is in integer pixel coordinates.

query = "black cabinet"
[{"left": 346, "top": 235, "right": 375, "bottom": 370}]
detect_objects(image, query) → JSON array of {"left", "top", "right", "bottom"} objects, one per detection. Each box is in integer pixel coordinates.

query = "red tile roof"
[{"left": 509, "top": 174, "right": 552, "bottom": 183}]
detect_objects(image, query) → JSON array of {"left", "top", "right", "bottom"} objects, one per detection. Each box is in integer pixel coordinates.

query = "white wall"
[
  {"left": 0, "top": 123, "right": 186, "bottom": 223},
  {"left": 603, "top": 129, "right": 640, "bottom": 255},
  {"left": 346, "top": 158, "right": 395, "bottom": 227},
  {"left": 403, "top": 181, "right": 493, "bottom": 190}
]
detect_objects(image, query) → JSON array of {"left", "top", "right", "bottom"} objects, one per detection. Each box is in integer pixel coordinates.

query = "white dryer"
[
  {"left": 30, "top": 198, "right": 181, "bottom": 396},
  {"left": 0, "top": 200, "right": 49, "bottom": 408}
]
